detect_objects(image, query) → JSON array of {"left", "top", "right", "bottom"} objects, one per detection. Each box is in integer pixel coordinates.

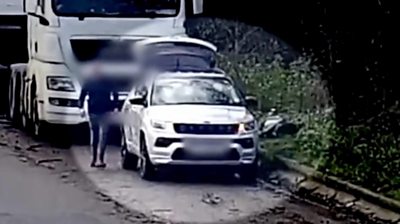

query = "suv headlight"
[
  {"left": 238, "top": 120, "right": 256, "bottom": 133},
  {"left": 150, "top": 120, "right": 168, "bottom": 130},
  {"left": 47, "top": 77, "right": 75, "bottom": 92}
]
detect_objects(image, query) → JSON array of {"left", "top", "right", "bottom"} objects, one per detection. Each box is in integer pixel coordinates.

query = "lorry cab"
[
  {"left": 17, "top": 0, "right": 205, "bottom": 141},
  {"left": 25, "top": 0, "right": 204, "bottom": 69}
]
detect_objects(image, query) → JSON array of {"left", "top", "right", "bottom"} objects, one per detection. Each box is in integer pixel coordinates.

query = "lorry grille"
[
  {"left": 173, "top": 124, "right": 239, "bottom": 135},
  {"left": 70, "top": 39, "right": 136, "bottom": 62}
]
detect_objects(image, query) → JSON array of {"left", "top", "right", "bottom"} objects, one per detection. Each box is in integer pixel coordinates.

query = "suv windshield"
[
  {"left": 52, "top": 0, "right": 180, "bottom": 17},
  {"left": 151, "top": 77, "right": 245, "bottom": 106}
]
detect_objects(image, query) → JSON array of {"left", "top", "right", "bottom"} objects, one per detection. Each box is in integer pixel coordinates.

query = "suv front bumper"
[{"left": 145, "top": 132, "right": 258, "bottom": 166}]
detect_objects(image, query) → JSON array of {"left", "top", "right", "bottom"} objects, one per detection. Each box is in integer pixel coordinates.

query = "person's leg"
[
  {"left": 89, "top": 114, "right": 100, "bottom": 167},
  {"left": 98, "top": 114, "right": 109, "bottom": 166}
]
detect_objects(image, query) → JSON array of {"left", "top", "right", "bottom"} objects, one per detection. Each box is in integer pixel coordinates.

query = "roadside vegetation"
[{"left": 187, "top": 17, "right": 400, "bottom": 200}]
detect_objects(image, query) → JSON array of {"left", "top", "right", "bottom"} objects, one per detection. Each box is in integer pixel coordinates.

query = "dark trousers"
[{"left": 89, "top": 113, "right": 109, "bottom": 163}]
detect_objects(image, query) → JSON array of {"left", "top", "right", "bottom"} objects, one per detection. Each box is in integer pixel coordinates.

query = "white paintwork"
[
  {"left": 0, "top": 0, "right": 24, "bottom": 15},
  {"left": 122, "top": 72, "right": 259, "bottom": 167},
  {"left": 8, "top": 0, "right": 205, "bottom": 128},
  {"left": 134, "top": 36, "right": 218, "bottom": 52}
]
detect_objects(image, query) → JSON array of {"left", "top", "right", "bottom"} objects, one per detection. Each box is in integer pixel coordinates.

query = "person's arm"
[
  {"left": 113, "top": 90, "right": 119, "bottom": 111},
  {"left": 78, "top": 82, "right": 88, "bottom": 110}
]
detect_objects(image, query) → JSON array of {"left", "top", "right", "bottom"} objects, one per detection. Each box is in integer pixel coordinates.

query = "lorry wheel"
[
  {"left": 20, "top": 109, "right": 28, "bottom": 130},
  {"left": 8, "top": 78, "right": 14, "bottom": 120},
  {"left": 121, "top": 138, "right": 139, "bottom": 171},
  {"left": 32, "top": 97, "right": 46, "bottom": 140},
  {"left": 9, "top": 79, "right": 21, "bottom": 126},
  {"left": 138, "top": 136, "right": 156, "bottom": 180}
]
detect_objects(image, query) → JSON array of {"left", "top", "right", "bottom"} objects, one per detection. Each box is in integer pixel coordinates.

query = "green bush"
[{"left": 187, "top": 17, "right": 400, "bottom": 200}]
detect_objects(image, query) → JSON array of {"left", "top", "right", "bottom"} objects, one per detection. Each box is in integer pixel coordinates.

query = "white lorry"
[{"left": 4, "top": 0, "right": 205, "bottom": 144}]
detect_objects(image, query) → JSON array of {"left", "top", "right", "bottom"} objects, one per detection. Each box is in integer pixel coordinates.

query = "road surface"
[
  {"left": 0, "top": 120, "right": 361, "bottom": 224},
  {"left": 0, "top": 145, "right": 135, "bottom": 224}
]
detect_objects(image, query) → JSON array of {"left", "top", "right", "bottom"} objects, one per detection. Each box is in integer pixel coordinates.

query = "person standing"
[{"left": 78, "top": 73, "right": 119, "bottom": 168}]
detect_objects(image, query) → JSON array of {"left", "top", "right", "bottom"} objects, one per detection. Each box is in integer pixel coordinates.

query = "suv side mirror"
[
  {"left": 245, "top": 96, "right": 258, "bottom": 110},
  {"left": 129, "top": 96, "right": 146, "bottom": 107}
]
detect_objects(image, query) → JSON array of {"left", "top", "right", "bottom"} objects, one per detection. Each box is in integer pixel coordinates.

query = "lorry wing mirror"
[
  {"left": 192, "top": 0, "right": 204, "bottom": 15},
  {"left": 39, "top": 17, "right": 50, "bottom": 26},
  {"left": 27, "top": 13, "right": 50, "bottom": 26}
]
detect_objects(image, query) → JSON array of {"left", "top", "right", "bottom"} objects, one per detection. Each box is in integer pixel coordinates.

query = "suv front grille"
[
  {"left": 173, "top": 124, "right": 239, "bottom": 135},
  {"left": 171, "top": 148, "right": 240, "bottom": 161}
]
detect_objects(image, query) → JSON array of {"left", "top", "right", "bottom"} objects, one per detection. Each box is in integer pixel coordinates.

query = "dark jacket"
[{"left": 78, "top": 77, "right": 119, "bottom": 115}]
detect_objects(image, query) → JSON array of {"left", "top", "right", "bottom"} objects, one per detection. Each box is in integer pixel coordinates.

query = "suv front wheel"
[
  {"left": 240, "top": 156, "right": 259, "bottom": 184},
  {"left": 121, "top": 134, "right": 139, "bottom": 170},
  {"left": 138, "top": 136, "right": 157, "bottom": 180}
]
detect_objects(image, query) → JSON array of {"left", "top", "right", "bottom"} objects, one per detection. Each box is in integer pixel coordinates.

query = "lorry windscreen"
[{"left": 52, "top": 0, "right": 180, "bottom": 18}]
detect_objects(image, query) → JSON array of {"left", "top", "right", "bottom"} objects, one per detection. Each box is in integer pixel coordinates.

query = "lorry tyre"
[
  {"left": 138, "top": 135, "right": 156, "bottom": 180},
  {"left": 121, "top": 134, "right": 139, "bottom": 170},
  {"left": 9, "top": 78, "right": 21, "bottom": 126},
  {"left": 31, "top": 96, "right": 46, "bottom": 140},
  {"left": 8, "top": 78, "right": 14, "bottom": 120},
  {"left": 20, "top": 107, "right": 28, "bottom": 130}
]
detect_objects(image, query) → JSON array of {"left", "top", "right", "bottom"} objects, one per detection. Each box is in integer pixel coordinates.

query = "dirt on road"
[{"left": 0, "top": 119, "right": 366, "bottom": 224}]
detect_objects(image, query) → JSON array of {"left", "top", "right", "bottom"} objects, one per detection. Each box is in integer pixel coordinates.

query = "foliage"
[
  {"left": 186, "top": 17, "right": 400, "bottom": 200},
  {"left": 325, "top": 119, "right": 400, "bottom": 199},
  {"left": 294, "top": 112, "right": 338, "bottom": 169}
]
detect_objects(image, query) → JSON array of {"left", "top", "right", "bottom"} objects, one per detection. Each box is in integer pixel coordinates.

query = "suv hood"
[{"left": 147, "top": 105, "right": 252, "bottom": 124}]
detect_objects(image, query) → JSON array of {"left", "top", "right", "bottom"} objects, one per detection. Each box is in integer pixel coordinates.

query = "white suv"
[{"left": 120, "top": 72, "right": 260, "bottom": 181}]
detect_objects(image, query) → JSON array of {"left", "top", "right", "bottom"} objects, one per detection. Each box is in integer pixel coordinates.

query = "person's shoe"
[
  {"left": 97, "top": 163, "right": 107, "bottom": 168},
  {"left": 90, "top": 162, "right": 96, "bottom": 168}
]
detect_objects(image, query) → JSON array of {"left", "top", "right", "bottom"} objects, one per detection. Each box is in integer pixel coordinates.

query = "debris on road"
[
  {"left": 26, "top": 144, "right": 42, "bottom": 152},
  {"left": 269, "top": 205, "right": 286, "bottom": 215},
  {"left": 202, "top": 193, "right": 222, "bottom": 205},
  {"left": 19, "top": 157, "right": 28, "bottom": 163},
  {"left": 35, "top": 158, "right": 63, "bottom": 165},
  {"left": 152, "top": 209, "right": 172, "bottom": 213},
  {"left": 14, "top": 145, "right": 22, "bottom": 151},
  {"left": 41, "top": 163, "right": 56, "bottom": 170},
  {"left": 60, "top": 172, "right": 70, "bottom": 179}
]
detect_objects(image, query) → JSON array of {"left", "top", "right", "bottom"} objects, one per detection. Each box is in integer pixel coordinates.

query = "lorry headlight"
[{"left": 47, "top": 77, "right": 75, "bottom": 92}]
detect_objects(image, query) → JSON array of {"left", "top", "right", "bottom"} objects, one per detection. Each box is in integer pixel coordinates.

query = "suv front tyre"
[
  {"left": 240, "top": 156, "right": 259, "bottom": 184},
  {"left": 138, "top": 135, "right": 157, "bottom": 180},
  {"left": 121, "top": 135, "right": 139, "bottom": 170}
]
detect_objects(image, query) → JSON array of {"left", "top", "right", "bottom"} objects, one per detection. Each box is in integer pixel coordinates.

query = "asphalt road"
[
  {"left": 0, "top": 120, "right": 358, "bottom": 224},
  {"left": 0, "top": 146, "right": 133, "bottom": 224}
]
